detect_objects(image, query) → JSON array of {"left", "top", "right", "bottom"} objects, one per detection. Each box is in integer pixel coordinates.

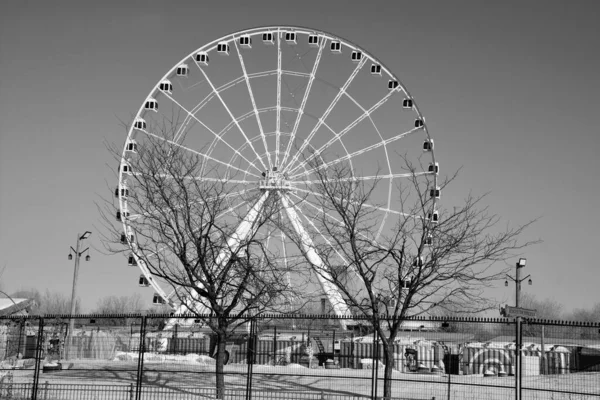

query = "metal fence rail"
[{"left": 1, "top": 313, "right": 599, "bottom": 400}]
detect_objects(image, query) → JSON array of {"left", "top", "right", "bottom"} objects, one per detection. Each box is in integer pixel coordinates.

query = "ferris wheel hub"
[{"left": 259, "top": 168, "right": 292, "bottom": 191}]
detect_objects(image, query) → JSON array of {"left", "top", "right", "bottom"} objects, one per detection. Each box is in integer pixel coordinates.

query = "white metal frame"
[{"left": 118, "top": 26, "right": 437, "bottom": 328}]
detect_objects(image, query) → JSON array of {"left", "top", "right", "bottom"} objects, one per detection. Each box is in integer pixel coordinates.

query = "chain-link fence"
[{"left": 1, "top": 314, "right": 599, "bottom": 399}]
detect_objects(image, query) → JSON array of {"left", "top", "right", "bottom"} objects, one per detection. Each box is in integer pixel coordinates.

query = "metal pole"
[
  {"left": 540, "top": 326, "right": 546, "bottom": 375},
  {"left": 515, "top": 316, "right": 522, "bottom": 400},
  {"left": 515, "top": 263, "right": 520, "bottom": 308},
  {"left": 135, "top": 315, "right": 147, "bottom": 400},
  {"left": 67, "top": 233, "right": 81, "bottom": 359},
  {"left": 31, "top": 318, "right": 44, "bottom": 400}
]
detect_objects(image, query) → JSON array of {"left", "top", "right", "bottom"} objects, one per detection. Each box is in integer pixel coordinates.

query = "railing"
[{"left": 1, "top": 313, "right": 599, "bottom": 400}]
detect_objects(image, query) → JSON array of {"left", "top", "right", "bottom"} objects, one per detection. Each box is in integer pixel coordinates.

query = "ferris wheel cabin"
[
  {"left": 133, "top": 117, "right": 146, "bottom": 130},
  {"left": 176, "top": 64, "right": 189, "bottom": 77},
  {"left": 428, "top": 162, "right": 439, "bottom": 174},
  {"left": 423, "top": 139, "right": 434, "bottom": 151},
  {"left": 121, "top": 232, "right": 134, "bottom": 244},
  {"left": 128, "top": 254, "right": 137, "bottom": 266},
  {"left": 115, "top": 210, "right": 130, "bottom": 222},
  {"left": 217, "top": 42, "right": 230, "bottom": 55},
  {"left": 351, "top": 51, "right": 363, "bottom": 62},
  {"left": 139, "top": 275, "right": 150, "bottom": 287},
  {"left": 159, "top": 79, "right": 172, "bottom": 94},
  {"left": 428, "top": 210, "right": 439, "bottom": 223},
  {"left": 262, "top": 32, "right": 274, "bottom": 44},
  {"left": 121, "top": 161, "right": 132, "bottom": 175},
  {"left": 330, "top": 41, "right": 342, "bottom": 53},
  {"left": 308, "top": 34, "right": 319, "bottom": 47},
  {"left": 196, "top": 52, "right": 209, "bottom": 65},
  {"left": 126, "top": 140, "right": 138, "bottom": 153},
  {"left": 239, "top": 35, "right": 252, "bottom": 48},
  {"left": 285, "top": 32, "right": 297, "bottom": 44},
  {"left": 144, "top": 98, "right": 158, "bottom": 112},
  {"left": 371, "top": 64, "right": 382, "bottom": 76},
  {"left": 152, "top": 293, "right": 166, "bottom": 305},
  {"left": 403, "top": 98, "right": 413, "bottom": 109},
  {"left": 115, "top": 186, "right": 129, "bottom": 198}
]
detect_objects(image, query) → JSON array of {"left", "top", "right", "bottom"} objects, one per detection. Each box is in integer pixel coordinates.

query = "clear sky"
[{"left": 1, "top": 0, "right": 599, "bottom": 314}]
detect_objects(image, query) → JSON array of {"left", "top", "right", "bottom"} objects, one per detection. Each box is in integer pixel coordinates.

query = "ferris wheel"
[{"left": 116, "top": 26, "right": 438, "bottom": 326}]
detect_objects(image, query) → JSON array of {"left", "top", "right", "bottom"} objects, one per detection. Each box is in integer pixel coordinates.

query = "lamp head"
[
  {"left": 505, "top": 280, "right": 508, "bottom": 287},
  {"left": 80, "top": 231, "right": 92, "bottom": 240},
  {"left": 85, "top": 254, "right": 90, "bottom": 262},
  {"left": 517, "top": 257, "right": 527, "bottom": 268},
  {"left": 68, "top": 253, "right": 73, "bottom": 260},
  {"left": 528, "top": 278, "right": 532, "bottom": 285}
]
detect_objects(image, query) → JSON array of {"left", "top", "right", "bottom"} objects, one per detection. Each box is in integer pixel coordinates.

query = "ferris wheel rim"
[{"left": 117, "top": 25, "right": 438, "bottom": 312}]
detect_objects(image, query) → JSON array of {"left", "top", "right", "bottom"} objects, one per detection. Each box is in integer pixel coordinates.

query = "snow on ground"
[{"left": 112, "top": 351, "right": 215, "bottom": 365}]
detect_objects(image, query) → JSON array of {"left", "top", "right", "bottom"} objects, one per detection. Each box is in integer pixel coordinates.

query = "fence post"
[
  {"left": 371, "top": 329, "right": 379, "bottom": 400},
  {"left": 245, "top": 318, "right": 256, "bottom": 400},
  {"left": 447, "top": 370, "right": 451, "bottom": 400},
  {"left": 135, "top": 315, "right": 147, "bottom": 400},
  {"left": 173, "top": 323, "right": 178, "bottom": 355},
  {"left": 515, "top": 317, "right": 522, "bottom": 400},
  {"left": 31, "top": 317, "right": 44, "bottom": 400},
  {"left": 43, "top": 380, "right": 49, "bottom": 400},
  {"left": 272, "top": 326, "right": 277, "bottom": 365},
  {"left": 129, "top": 382, "right": 134, "bottom": 400}
]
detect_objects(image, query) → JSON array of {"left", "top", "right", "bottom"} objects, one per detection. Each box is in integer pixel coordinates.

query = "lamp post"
[
  {"left": 505, "top": 257, "right": 532, "bottom": 308},
  {"left": 66, "top": 231, "right": 91, "bottom": 359},
  {"left": 504, "top": 257, "right": 533, "bottom": 399}
]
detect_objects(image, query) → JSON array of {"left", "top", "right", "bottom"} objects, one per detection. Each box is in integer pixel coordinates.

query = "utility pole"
[{"left": 66, "top": 231, "right": 91, "bottom": 359}]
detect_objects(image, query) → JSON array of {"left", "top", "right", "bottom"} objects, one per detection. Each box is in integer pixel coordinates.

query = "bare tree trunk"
[
  {"left": 383, "top": 343, "right": 395, "bottom": 399},
  {"left": 215, "top": 330, "right": 227, "bottom": 399}
]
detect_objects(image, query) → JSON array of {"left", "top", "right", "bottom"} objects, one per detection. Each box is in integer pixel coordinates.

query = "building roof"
[{"left": 0, "top": 298, "right": 35, "bottom": 317}]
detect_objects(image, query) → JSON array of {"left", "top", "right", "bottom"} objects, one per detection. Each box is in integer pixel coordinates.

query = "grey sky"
[{"left": 1, "top": 0, "right": 599, "bottom": 313}]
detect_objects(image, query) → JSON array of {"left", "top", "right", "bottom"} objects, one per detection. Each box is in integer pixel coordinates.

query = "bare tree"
[
  {"left": 10, "top": 288, "right": 80, "bottom": 315},
  {"left": 100, "top": 114, "right": 304, "bottom": 398},
  {"left": 518, "top": 293, "right": 563, "bottom": 320},
  {"left": 283, "top": 156, "right": 538, "bottom": 399},
  {"left": 93, "top": 293, "right": 145, "bottom": 325}
]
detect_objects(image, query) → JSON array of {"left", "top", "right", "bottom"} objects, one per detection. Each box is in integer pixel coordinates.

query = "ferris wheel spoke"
[
  {"left": 144, "top": 131, "right": 262, "bottom": 178},
  {"left": 290, "top": 126, "right": 422, "bottom": 180},
  {"left": 173, "top": 70, "right": 278, "bottom": 143},
  {"left": 275, "top": 29, "right": 283, "bottom": 167},
  {"left": 281, "top": 70, "right": 311, "bottom": 78},
  {"left": 287, "top": 87, "right": 400, "bottom": 176},
  {"left": 160, "top": 91, "right": 264, "bottom": 175},
  {"left": 291, "top": 171, "right": 431, "bottom": 185},
  {"left": 289, "top": 194, "right": 348, "bottom": 264},
  {"left": 193, "top": 61, "right": 268, "bottom": 171},
  {"left": 282, "top": 56, "right": 367, "bottom": 174},
  {"left": 289, "top": 191, "right": 370, "bottom": 244},
  {"left": 292, "top": 186, "right": 419, "bottom": 219},
  {"left": 278, "top": 220, "right": 291, "bottom": 288},
  {"left": 128, "top": 188, "right": 255, "bottom": 221},
  {"left": 233, "top": 38, "right": 272, "bottom": 169},
  {"left": 280, "top": 37, "right": 326, "bottom": 169},
  {"left": 281, "top": 194, "right": 351, "bottom": 324},
  {"left": 130, "top": 172, "right": 254, "bottom": 185}
]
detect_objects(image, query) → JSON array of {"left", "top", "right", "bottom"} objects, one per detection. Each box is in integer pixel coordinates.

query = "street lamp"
[
  {"left": 66, "top": 231, "right": 91, "bottom": 359},
  {"left": 505, "top": 257, "right": 532, "bottom": 308}
]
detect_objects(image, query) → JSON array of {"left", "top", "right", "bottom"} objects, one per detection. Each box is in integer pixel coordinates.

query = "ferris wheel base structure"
[{"left": 164, "top": 186, "right": 353, "bottom": 331}]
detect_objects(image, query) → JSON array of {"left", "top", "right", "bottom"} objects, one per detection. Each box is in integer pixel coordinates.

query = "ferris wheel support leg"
[
  {"left": 281, "top": 195, "right": 351, "bottom": 330},
  {"left": 165, "top": 191, "right": 271, "bottom": 330}
]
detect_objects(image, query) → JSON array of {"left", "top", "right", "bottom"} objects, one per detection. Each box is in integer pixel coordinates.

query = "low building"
[{"left": 0, "top": 298, "right": 36, "bottom": 317}]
